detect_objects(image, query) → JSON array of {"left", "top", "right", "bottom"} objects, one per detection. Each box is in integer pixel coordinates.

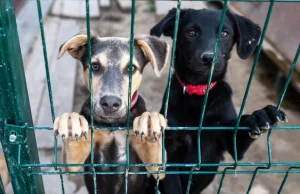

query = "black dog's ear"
[
  {"left": 228, "top": 11, "right": 261, "bottom": 59},
  {"left": 150, "top": 8, "right": 179, "bottom": 38}
]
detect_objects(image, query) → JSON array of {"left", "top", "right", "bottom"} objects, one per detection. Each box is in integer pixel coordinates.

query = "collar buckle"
[{"left": 183, "top": 85, "right": 187, "bottom": 94}]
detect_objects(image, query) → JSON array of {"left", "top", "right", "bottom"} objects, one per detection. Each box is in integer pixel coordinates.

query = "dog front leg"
[
  {"left": 130, "top": 112, "right": 167, "bottom": 180},
  {"left": 54, "top": 112, "right": 91, "bottom": 172},
  {"left": 227, "top": 105, "right": 287, "bottom": 160}
]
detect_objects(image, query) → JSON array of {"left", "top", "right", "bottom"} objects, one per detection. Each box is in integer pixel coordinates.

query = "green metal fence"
[{"left": 0, "top": 0, "right": 300, "bottom": 194}]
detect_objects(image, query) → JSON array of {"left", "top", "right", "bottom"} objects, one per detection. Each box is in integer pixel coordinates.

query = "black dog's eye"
[
  {"left": 92, "top": 63, "right": 100, "bottom": 71},
  {"left": 187, "top": 29, "right": 196, "bottom": 37},
  {"left": 221, "top": 30, "right": 229, "bottom": 38},
  {"left": 127, "top": 65, "right": 137, "bottom": 73}
]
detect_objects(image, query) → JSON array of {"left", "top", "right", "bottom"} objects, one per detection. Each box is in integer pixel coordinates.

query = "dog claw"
[
  {"left": 249, "top": 127, "right": 262, "bottom": 139},
  {"left": 266, "top": 122, "right": 270, "bottom": 129},
  {"left": 135, "top": 131, "right": 138, "bottom": 138},
  {"left": 153, "top": 131, "right": 158, "bottom": 141},
  {"left": 75, "top": 134, "right": 79, "bottom": 143},
  {"left": 255, "top": 127, "right": 261, "bottom": 134},
  {"left": 249, "top": 131, "right": 259, "bottom": 139},
  {"left": 83, "top": 132, "right": 88, "bottom": 140},
  {"left": 276, "top": 116, "right": 281, "bottom": 122},
  {"left": 264, "top": 122, "right": 270, "bottom": 130},
  {"left": 141, "top": 132, "right": 144, "bottom": 141},
  {"left": 54, "top": 130, "right": 59, "bottom": 136},
  {"left": 62, "top": 135, "right": 65, "bottom": 142}
]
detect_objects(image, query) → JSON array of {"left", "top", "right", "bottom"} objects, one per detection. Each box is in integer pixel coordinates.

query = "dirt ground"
[{"left": 25, "top": 1, "right": 299, "bottom": 194}]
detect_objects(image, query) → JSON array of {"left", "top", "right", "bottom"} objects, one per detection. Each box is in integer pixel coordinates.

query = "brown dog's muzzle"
[{"left": 99, "top": 96, "right": 122, "bottom": 115}]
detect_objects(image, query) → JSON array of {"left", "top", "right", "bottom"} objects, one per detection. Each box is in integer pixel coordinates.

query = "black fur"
[
  {"left": 81, "top": 97, "right": 156, "bottom": 194},
  {"left": 151, "top": 9, "right": 286, "bottom": 194}
]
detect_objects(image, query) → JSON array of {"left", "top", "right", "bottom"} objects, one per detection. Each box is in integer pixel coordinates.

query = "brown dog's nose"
[
  {"left": 201, "top": 53, "right": 214, "bottom": 65},
  {"left": 100, "top": 96, "right": 122, "bottom": 113}
]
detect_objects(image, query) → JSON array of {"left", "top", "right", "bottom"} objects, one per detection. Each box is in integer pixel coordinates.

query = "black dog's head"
[{"left": 150, "top": 8, "right": 261, "bottom": 84}]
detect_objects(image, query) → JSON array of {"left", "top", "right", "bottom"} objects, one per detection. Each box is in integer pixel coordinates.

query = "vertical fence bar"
[
  {"left": 159, "top": 0, "right": 182, "bottom": 190},
  {"left": 185, "top": 168, "right": 195, "bottom": 194},
  {"left": 155, "top": 169, "right": 161, "bottom": 194},
  {"left": 234, "top": 0, "right": 275, "bottom": 163},
  {"left": 53, "top": 133, "right": 65, "bottom": 194},
  {"left": 187, "top": 2, "right": 228, "bottom": 193},
  {"left": 268, "top": 45, "right": 300, "bottom": 194},
  {"left": 217, "top": 168, "right": 229, "bottom": 194},
  {"left": 125, "top": 1, "right": 136, "bottom": 193},
  {"left": 277, "top": 44, "right": 300, "bottom": 110},
  {"left": 217, "top": 1, "right": 275, "bottom": 192},
  {"left": 35, "top": 1, "right": 66, "bottom": 192},
  {"left": 0, "top": 0, "right": 44, "bottom": 193},
  {"left": 277, "top": 167, "right": 300, "bottom": 194},
  {"left": 272, "top": 45, "right": 299, "bottom": 194},
  {"left": 163, "top": 1, "right": 181, "bottom": 119},
  {"left": 197, "top": 0, "right": 228, "bottom": 165},
  {"left": 85, "top": 0, "right": 97, "bottom": 193},
  {"left": 244, "top": 1, "right": 276, "bottom": 193},
  {"left": 162, "top": 0, "right": 182, "bottom": 177},
  {"left": 36, "top": 0, "right": 55, "bottom": 122}
]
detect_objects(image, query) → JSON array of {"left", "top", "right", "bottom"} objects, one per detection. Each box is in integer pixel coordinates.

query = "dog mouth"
[
  {"left": 191, "top": 63, "right": 224, "bottom": 73},
  {"left": 94, "top": 106, "right": 127, "bottom": 123},
  {"left": 99, "top": 116, "right": 122, "bottom": 123},
  {"left": 195, "top": 66, "right": 211, "bottom": 72},
  {"left": 192, "top": 66, "right": 217, "bottom": 73}
]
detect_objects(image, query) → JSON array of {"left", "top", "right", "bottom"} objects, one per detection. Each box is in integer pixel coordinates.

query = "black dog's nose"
[
  {"left": 100, "top": 96, "right": 122, "bottom": 113},
  {"left": 201, "top": 53, "right": 214, "bottom": 65}
]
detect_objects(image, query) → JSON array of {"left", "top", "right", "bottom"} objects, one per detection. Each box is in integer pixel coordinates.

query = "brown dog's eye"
[
  {"left": 187, "top": 29, "right": 196, "bottom": 37},
  {"left": 128, "top": 65, "right": 137, "bottom": 74},
  {"left": 92, "top": 63, "right": 99, "bottom": 71},
  {"left": 221, "top": 31, "right": 228, "bottom": 38}
]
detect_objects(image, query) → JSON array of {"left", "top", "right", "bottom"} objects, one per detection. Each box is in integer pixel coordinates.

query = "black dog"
[{"left": 151, "top": 8, "right": 287, "bottom": 194}]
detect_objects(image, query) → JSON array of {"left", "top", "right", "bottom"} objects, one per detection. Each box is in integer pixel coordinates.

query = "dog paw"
[
  {"left": 53, "top": 112, "right": 89, "bottom": 141},
  {"left": 248, "top": 105, "right": 287, "bottom": 139},
  {"left": 133, "top": 112, "right": 167, "bottom": 141}
]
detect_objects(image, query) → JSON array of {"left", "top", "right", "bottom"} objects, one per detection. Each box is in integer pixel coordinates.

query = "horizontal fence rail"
[{"left": 0, "top": 0, "right": 299, "bottom": 193}]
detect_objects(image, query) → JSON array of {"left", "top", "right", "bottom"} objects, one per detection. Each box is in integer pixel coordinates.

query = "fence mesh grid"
[{"left": 1, "top": 0, "right": 300, "bottom": 194}]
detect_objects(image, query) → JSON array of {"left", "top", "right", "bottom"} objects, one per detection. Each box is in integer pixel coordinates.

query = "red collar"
[
  {"left": 130, "top": 91, "right": 139, "bottom": 109},
  {"left": 176, "top": 75, "right": 217, "bottom": 95}
]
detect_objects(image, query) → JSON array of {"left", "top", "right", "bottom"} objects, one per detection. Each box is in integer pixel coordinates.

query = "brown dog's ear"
[
  {"left": 58, "top": 30, "right": 97, "bottom": 60},
  {"left": 135, "top": 36, "right": 170, "bottom": 77},
  {"left": 58, "top": 35, "right": 88, "bottom": 59}
]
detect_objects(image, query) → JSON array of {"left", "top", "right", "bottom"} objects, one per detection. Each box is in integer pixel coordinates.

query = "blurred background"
[{"left": 5, "top": 0, "right": 300, "bottom": 193}]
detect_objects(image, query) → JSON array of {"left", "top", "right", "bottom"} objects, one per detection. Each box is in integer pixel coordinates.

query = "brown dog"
[
  {"left": 0, "top": 155, "right": 9, "bottom": 187},
  {"left": 53, "top": 31, "right": 169, "bottom": 194}
]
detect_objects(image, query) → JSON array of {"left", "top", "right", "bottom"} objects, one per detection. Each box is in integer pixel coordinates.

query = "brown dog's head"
[{"left": 58, "top": 31, "right": 169, "bottom": 123}]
